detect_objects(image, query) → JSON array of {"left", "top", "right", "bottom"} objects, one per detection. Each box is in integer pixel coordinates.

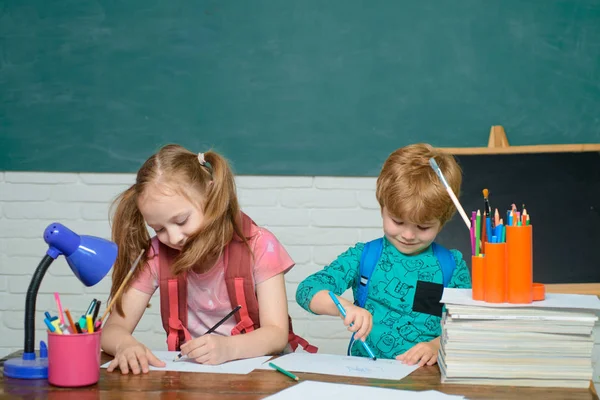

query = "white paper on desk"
[
  {"left": 261, "top": 353, "right": 418, "bottom": 380},
  {"left": 264, "top": 381, "right": 465, "bottom": 400},
  {"left": 100, "top": 351, "right": 271, "bottom": 375},
  {"left": 442, "top": 288, "right": 600, "bottom": 311}
]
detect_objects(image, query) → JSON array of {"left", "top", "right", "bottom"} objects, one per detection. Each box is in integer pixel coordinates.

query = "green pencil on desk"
[{"left": 269, "top": 362, "right": 299, "bottom": 381}]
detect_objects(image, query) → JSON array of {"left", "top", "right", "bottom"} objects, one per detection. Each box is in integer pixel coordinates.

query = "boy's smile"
[{"left": 381, "top": 207, "right": 441, "bottom": 255}]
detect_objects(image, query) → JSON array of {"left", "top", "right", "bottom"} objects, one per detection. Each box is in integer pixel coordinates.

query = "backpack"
[
  {"left": 349, "top": 238, "right": 456, "bottom": 355},
  {"left": 158, "top": 212, "right": 318, "bottom": 354}
]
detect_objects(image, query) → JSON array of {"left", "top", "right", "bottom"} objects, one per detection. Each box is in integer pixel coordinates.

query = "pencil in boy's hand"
[
  {"left": 173, "top": 305, "right": 242, "bottom": 362},
  {"left": 269, "top": 362, "right": 299, "bottom": 381},
  {"left": 99, "top": 249, "right": 145, "bottom": 324}
]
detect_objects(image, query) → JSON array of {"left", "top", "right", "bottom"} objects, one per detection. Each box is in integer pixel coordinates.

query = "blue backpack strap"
[
  {"left": 355, "top": 238, "right": 384, "bottom": 308},
  {"left": 432, "top": 242, "right": 456, "bottom": 287}
]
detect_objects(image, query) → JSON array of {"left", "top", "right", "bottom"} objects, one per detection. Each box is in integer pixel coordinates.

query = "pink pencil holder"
[{"left": 48, "top": 330, "right": 101, "bottom": 387}]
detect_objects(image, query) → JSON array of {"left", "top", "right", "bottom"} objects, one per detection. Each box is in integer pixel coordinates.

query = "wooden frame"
[{"left": 437, "top": 125, "right": 600, "bottom": 155}]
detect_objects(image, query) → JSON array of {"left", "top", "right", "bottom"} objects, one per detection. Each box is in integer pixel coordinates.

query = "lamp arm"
[{"left": 24, "top": 255, "right": 55, "bottom": 354}]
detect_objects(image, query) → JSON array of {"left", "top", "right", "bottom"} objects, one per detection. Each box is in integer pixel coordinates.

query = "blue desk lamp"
[{"left": 3, "top": 223, "right": 117, "bottom": 379}]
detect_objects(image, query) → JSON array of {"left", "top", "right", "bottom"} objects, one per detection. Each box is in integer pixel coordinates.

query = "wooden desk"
[{"left": 0, "top": 352, "right": 597, "bottom": 400}]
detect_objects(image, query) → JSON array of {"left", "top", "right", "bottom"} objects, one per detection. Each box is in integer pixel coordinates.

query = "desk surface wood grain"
[{"left": 0, "top": 352, "right": 597, "bottom": 400}]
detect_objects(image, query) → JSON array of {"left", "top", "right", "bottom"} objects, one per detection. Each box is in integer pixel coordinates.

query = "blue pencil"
[{"left": 328, "top": 291, "right": 377, "bottom": 360}]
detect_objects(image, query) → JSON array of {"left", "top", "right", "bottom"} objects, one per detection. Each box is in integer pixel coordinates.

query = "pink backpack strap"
[
  {"left": 225, "top": 213, "right": 318, "bottom": 353},
  {"left": 158, "top": 242, "right": 191, "bottom": 351}
]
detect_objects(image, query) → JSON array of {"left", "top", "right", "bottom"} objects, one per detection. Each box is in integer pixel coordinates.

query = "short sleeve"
[
  {"left": 251, "top": 228, "right": 294, "bottom": 285},
  {"left": 129, "top": 238, "right": 160, "bottom": 295}
]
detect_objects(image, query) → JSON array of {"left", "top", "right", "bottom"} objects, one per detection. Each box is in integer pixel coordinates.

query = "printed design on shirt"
[
  {"left": 376, "top": 332, "right": 397, "bottom": 354},
  {"left": 424, "top": 315, "right": 439, "bottom": 332},
  {"left": 395, "top": 303, "right": 421, "bottom": 321},
  {"left": 296, "top": 285, "right": 313, "bottom": 307},
  {"left": 364, "top": 302, "right": 376, "bottom": 319},
  {"left": 371, "top": 278, "right": 414, "bottom": 303},
  {"left": 401, "top": 259, "right": 427, "bottom": 276},
  {"left": 417, "top": 268, "right": 439, "bottom": 282},
  {"left": 378, "top": 251, "right": 394, "bottom": 272},
  {"left": 396, "top": 321, "right": 425, "bottom": 345},
  {"left": 453, "top": 269, "right": 471, "bottom": 286},
  {"left": 313, "top": 273, "right": 337, "bottom": 287},
  {"left": 381, "top": 310, "right": 402, "bottom": 327}
]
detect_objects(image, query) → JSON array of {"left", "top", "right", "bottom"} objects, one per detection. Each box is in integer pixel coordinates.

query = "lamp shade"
[{"left": 43, "top": 223, "right": 117, "bottom": 286}]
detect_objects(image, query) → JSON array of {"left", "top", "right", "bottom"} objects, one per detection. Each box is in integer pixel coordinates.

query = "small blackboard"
[{"left": 436, "top": 152, "right": 600, "bottom": 284}]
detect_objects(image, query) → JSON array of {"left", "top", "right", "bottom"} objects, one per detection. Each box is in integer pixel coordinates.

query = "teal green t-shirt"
[{"left": 296, "top": 238, "right": 471, "bottom": 359}]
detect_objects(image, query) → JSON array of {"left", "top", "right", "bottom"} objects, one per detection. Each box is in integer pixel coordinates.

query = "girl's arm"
[
  {"left": 101, "top": 287, "right": 153, "bottom": 355},
  {"left": 227, "top": 273, "right": 290, "bottom": 359}
]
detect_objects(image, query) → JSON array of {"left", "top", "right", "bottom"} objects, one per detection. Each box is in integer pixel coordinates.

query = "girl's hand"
[
  {"left": 107, "top": 337, "right": 165, "bottom": 374},
  {"left": 180, "top": 334, "right": 234, "bottom": 365},
  {"left": 341, "top": 304, "right": 373, "bottom": 341}
]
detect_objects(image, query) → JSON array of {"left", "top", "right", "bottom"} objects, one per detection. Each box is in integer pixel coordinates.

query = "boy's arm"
[{"left": 296, "top": 243, "right": 364, "bottom": 316}]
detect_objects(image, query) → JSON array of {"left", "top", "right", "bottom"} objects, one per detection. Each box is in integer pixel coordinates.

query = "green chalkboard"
[{"left": 1, "top": 1, "right": 599, "bottom": 175}]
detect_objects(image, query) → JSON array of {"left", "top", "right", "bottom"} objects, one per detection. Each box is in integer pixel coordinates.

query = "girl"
[{"left": 102, "top": 144, "right": 308, "bottom": 375}]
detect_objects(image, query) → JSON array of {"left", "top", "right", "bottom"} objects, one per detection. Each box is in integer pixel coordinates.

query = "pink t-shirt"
[{"left": 130, "top": 225, "right": 294, "bottom": 339}]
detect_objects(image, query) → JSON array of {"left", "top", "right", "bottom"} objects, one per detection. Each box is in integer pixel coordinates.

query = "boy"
[{"left": 296, "top": 143, "right": 471, "bottom": 366}]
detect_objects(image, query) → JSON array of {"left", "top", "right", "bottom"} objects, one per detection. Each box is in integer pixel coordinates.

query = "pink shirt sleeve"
[
  {"left": 129, "top": 238, "right": 160, "bottom": 295},
  {"left": 251, "top": 227, "right": 294, "bottom": 285}
]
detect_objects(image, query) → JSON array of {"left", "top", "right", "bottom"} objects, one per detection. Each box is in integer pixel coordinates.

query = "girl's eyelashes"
[
  {"left": 417, "top": 226, "right": 432, "bottom": 231},
  {"left": 176, "top": 218, "right": 188, "bottom": 226}
]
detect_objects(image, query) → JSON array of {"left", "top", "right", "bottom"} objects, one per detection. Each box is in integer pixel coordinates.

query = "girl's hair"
[
  {"left": 109, "top": 144, "right": 245, "bottom": 316},
  {"left": 376, "top": 143, "right": 462, "bottom": 226}
]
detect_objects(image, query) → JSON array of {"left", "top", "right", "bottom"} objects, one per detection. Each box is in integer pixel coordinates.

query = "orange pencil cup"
[
  {"left": 471, "top": 255, "right": 485, "bottom": 301},
  {"left": 506, "top": 225, "right": 533, "bottom": 304},
  {"left": 483, "top": 242, "right": 506, "bottom": 303}
]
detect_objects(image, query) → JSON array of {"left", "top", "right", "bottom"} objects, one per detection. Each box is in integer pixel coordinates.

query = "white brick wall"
[{"left": 0, "top": 171, "right": 598, "bottom": 385}]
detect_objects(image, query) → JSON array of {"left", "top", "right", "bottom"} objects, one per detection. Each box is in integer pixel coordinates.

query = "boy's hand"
[
  {"left": 396, "top": 337, "right": 440, "bottom": 366},
  {"left": 180, "top": 334, "right": 233, "bottom": 365},
  {"left": 341, "top": 304, "right": 373, "bottom": 341}
]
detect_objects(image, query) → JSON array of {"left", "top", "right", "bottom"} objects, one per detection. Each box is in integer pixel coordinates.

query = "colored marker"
[
  {"left": 44, "top": 318, "right": 56, "bottom": 333},
  {"left": 269, "top": 362, "right": 299, "bottom": 381},
  {"left": 50, "top": 319, "right": 63, "bottom": 334},
  {"left": 54, "top": 292, "right": 65, "bottom": 325},
  {"left": 65, "top": 309, "right": 77, "bottom": 334},
  {"left": 74, "top": 322, "right": 83, "bottom": 334},
  {"left": 328, "top": 291, "right": 377, "bottom": 360},
  {"left": 86, "top": 315, "right": 94, "bottom": 333},
  {"left": 92, "top": 300, "right": 101, "bottom": 323}
]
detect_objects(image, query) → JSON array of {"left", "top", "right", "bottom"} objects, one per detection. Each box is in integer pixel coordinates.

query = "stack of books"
[{"left": 439, "top": 288, "right": 599, "bottom": 388}]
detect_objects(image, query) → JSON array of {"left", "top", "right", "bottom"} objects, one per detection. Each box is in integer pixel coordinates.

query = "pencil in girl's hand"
[
  {"left": 173, "top": 305, "right": 242, "bottom": 362},
  {"left": 269, "top": 362, "right": 300, "bottom": 381}
]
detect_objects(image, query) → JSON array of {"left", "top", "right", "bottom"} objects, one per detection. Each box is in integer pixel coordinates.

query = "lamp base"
[{"left": 3, "top": 343, "right": 48, "bottom": 379}]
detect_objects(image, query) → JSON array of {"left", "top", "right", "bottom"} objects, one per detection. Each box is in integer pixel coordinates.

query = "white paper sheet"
[
  {"left": 442, "top": 288, "right": 600, "bottom": 310},
  {"left": 264, "top": 381, "right": 465, "bottom": 399},
  {"left": 261, "top": 353, "right": 418, "bottom": 380},
  {"left": 101, "top": 351, "right": 271, "bottom": 375}
]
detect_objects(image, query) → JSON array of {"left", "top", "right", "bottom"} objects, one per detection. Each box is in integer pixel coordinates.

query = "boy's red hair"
[{"left": 376, "top": 143, "right": 462, "bottom": 226}]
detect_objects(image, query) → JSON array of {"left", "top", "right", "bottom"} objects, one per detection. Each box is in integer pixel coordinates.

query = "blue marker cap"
[{"left": 43, "top": 318, "right": 56, "bottom": 332}]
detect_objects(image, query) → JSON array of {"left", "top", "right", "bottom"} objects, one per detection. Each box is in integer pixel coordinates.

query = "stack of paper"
[{"left": 439, "top": 289, "right": 600, "bottom": 388}]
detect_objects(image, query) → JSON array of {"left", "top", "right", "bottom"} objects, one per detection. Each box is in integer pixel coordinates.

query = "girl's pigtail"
[{"left": 109, "top": 186, "right": 150, "bottom": 316}]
